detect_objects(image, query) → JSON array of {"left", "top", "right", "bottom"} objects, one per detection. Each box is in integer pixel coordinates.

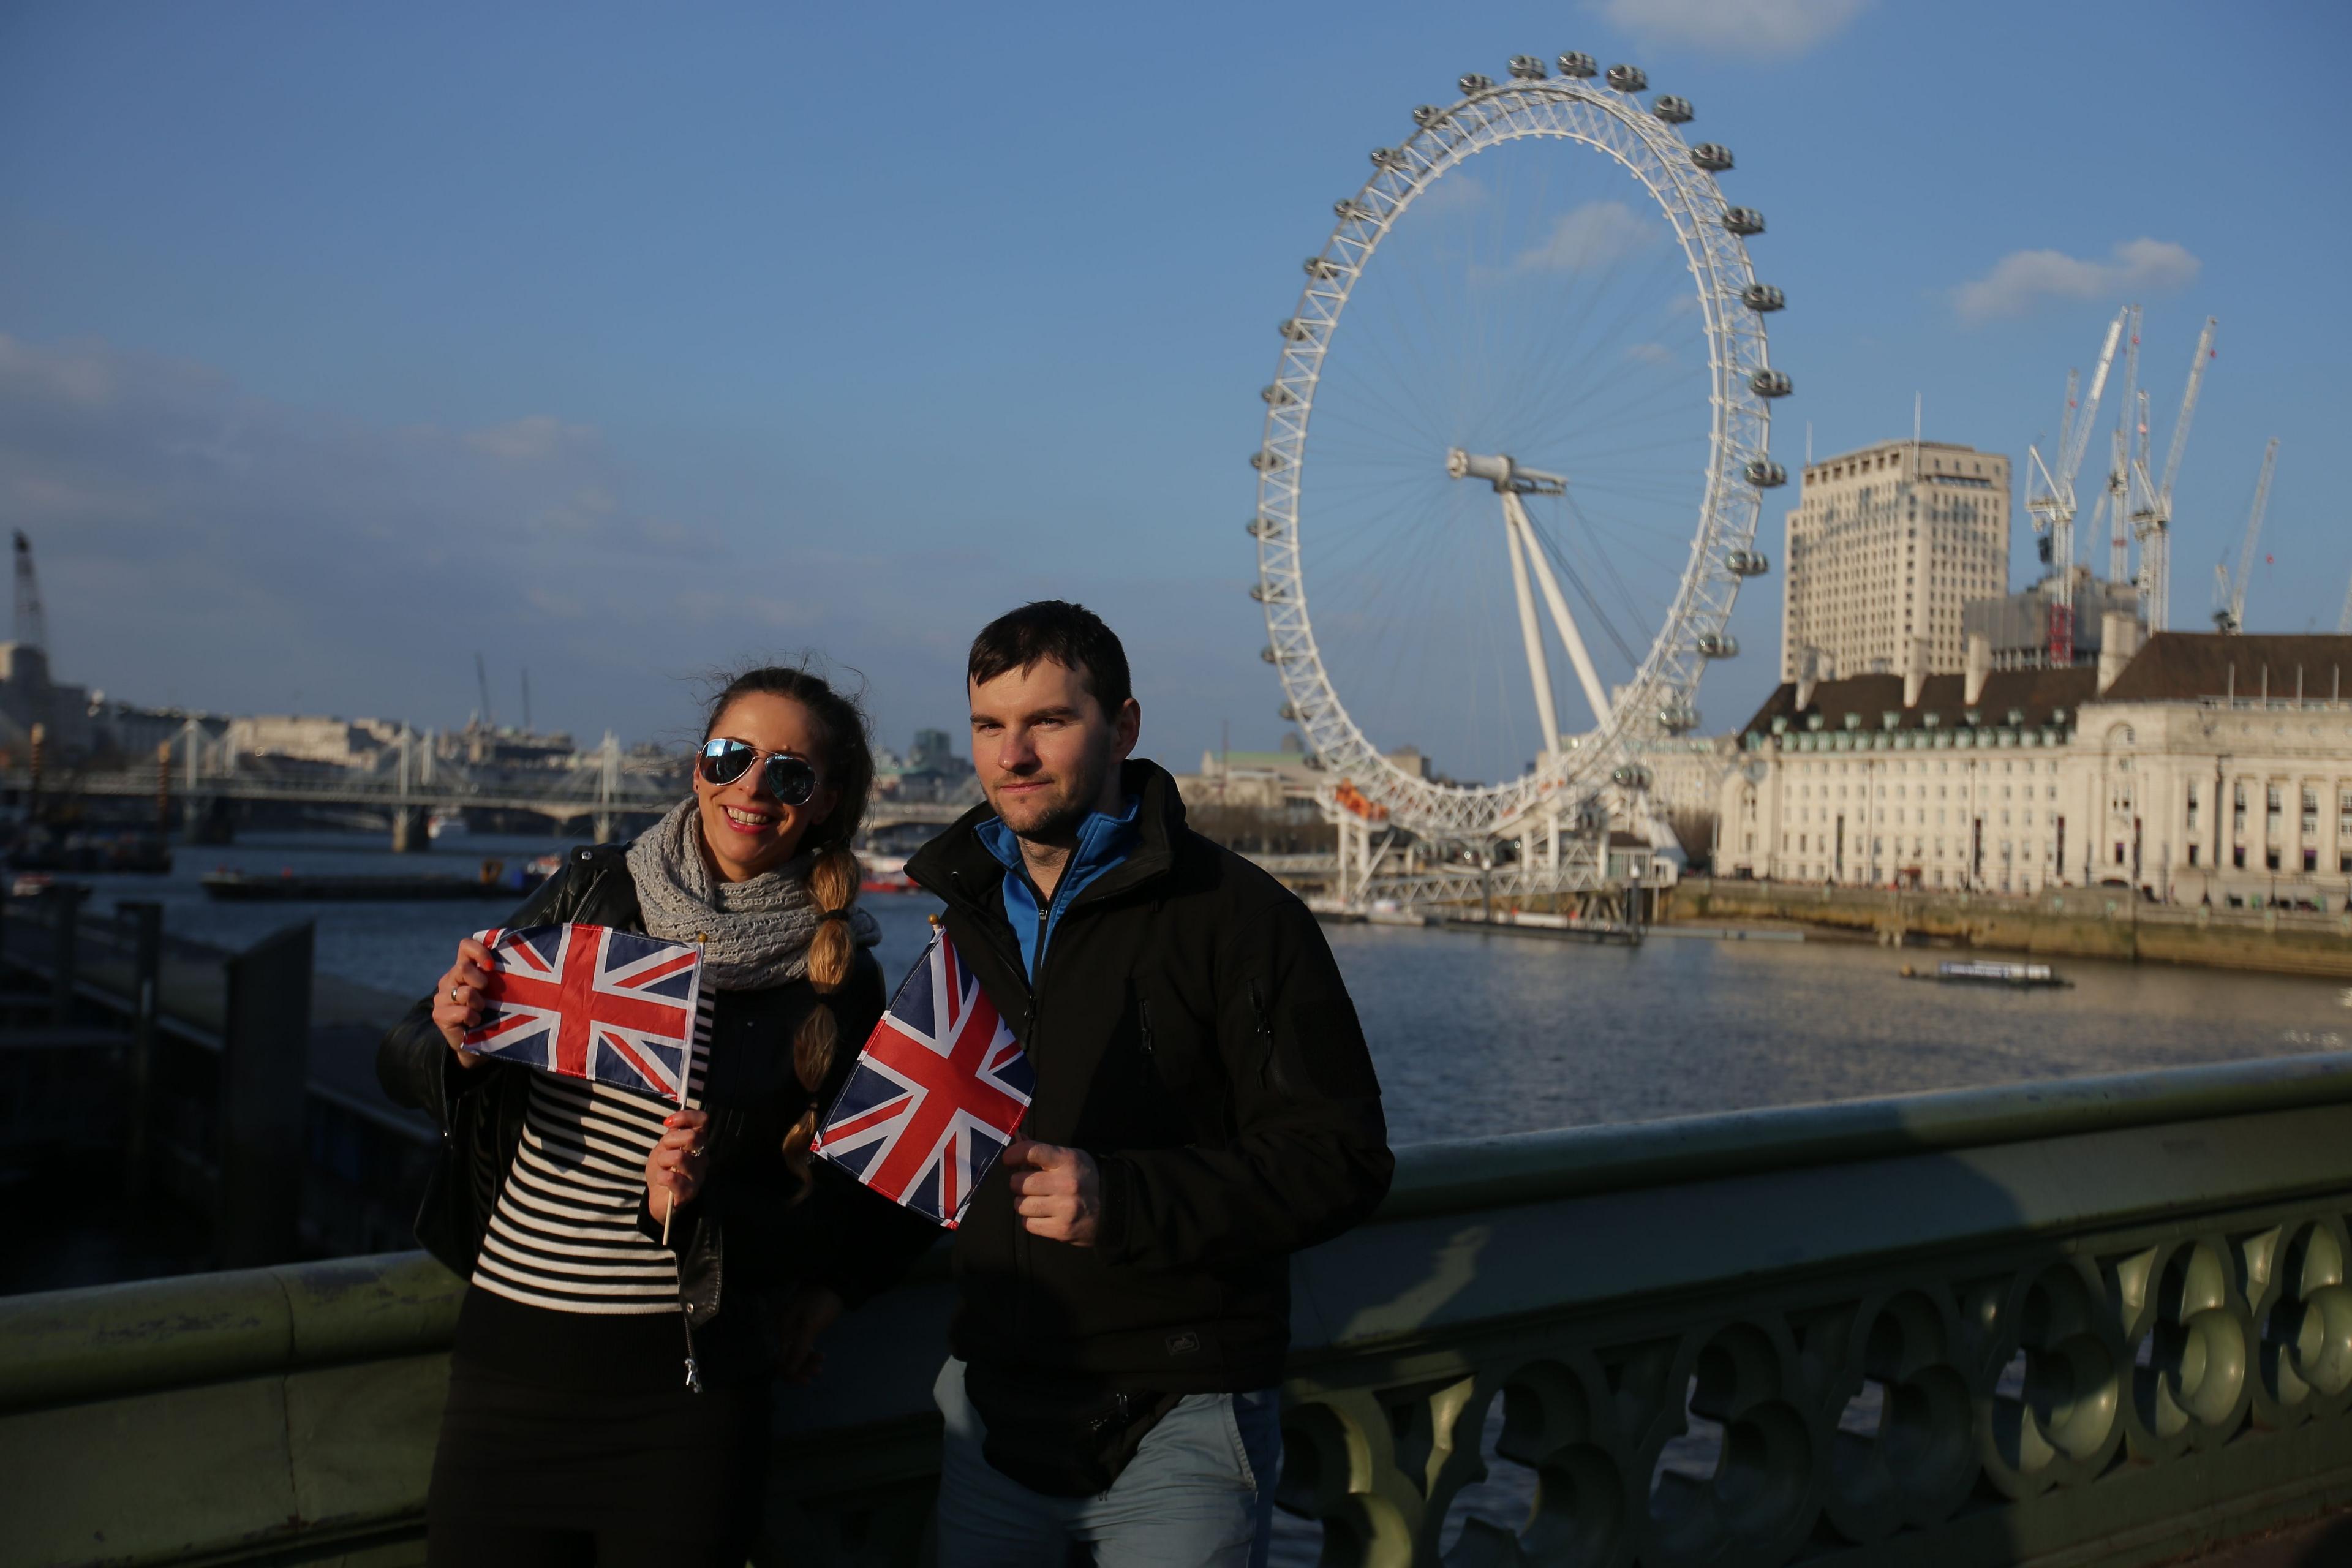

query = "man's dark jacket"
[
  {"left": 906, "top": 758, "right": 1393, "bottom": 1393},
  {"left": 375, "top": 842, "right": 931, "bottom": 1332}
]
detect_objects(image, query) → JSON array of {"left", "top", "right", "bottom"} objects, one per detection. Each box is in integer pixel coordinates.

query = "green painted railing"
[{"left": 9, "top": 1053, "right": 2352, "bottom": 1567}]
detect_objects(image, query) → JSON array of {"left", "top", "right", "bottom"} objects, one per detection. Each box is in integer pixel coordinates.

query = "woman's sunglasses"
[{"left": 698, "top": 738, "right": 820, "bottom": 807}]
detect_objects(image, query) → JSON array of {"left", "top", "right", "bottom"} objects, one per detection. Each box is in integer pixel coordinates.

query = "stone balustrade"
[{"left": 8, "top": 1053, "right": 2352, "bottom": 1566}]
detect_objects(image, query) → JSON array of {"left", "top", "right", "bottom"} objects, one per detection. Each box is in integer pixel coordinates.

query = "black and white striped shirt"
[{"left": 470, "top": 999, "right": 712, "bottom": 1314}]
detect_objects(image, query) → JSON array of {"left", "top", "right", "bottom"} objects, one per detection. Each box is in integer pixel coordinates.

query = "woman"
[{"left": 378, "top": 665, "right": 938, "bottom": 1566}]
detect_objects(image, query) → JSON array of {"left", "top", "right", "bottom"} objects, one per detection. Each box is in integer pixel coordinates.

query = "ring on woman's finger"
[{"left": 449, "top": 985, "right": 464, "bottom": 1003}]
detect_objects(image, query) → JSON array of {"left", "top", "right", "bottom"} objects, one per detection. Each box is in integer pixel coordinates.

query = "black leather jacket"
[
  {"left": 907, "top": 760, "right": 1393, "bottom": 1392},
  {"left": 376, "top": 842, "right": 935, "bottom": 1327}
]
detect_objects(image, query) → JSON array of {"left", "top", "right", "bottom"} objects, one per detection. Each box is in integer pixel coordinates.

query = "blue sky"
[{"left": 3, "top": 0, "right": 2346, "bottom": 769}]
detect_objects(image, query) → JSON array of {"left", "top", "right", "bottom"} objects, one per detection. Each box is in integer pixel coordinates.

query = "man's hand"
[{"left": 1003, "top": 1138, "right": 1102, "bottom": 1246}]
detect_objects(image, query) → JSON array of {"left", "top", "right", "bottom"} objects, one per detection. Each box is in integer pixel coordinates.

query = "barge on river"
[
  {"left": 1909, "top": 959, "right": 2072, "bottom": 988},
  {"left": 202, "top": 856, "right": 556, "bottom": 903}
]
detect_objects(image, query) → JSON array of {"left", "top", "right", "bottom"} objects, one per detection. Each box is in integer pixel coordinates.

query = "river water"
[{"left": 65, "top": 831, "right": 2352, "bottom": 1139}]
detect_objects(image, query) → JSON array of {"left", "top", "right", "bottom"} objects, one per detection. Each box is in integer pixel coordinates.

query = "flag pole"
[{"left": 664, "top": 932, "right": 708, "bottom": 1248}]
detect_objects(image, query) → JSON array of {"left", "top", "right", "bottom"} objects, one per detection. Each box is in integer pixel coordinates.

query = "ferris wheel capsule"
[
  {"left": 1656, "top": 700, "right": 1701, "bottom": 734},
  {"left": 1741, "top": 282, "right": 1786, "bottom": 312},
  {"left": 1652, "top": 95, "right": 1694, "bottom": 124},
  {"left": 1303, "top": 257, "right": 1341, "bottom": 279},
  {"left": 1250, "top": 450, "right": 1284, "bottom": 472},
  {"left": 1556, "top": 51, "right": 1597, "bottom": 77},
  {"left": 1610, "top": 763, "right": 1653, "bottom": 789},
  {"left": 1749, "top": 369, "right": 1793, "bottom": 398},
  {"left": 1278, "top": 318, "right": 1312, "bottom": 341},
  {"left": 1412, "top": 105, "right": 1446, "bottom": 127},
  {"left": 1507, "top": 55, "right": 1547, "bottom": 79},
  {"left": 1370, "top": 147, "right": 1409, "bottom": 171},
  {"left": 1262, "top": 383, "right": 1298, "bottom": 405},
  {"left": 1697, "top": 633, "right": 1741, "bottom": 658},
  {"left": 1458, "top": 73, "right": 1493, "bottom": 94},
  {"left": 1726, "top": 549, "right": 1770, "bottom": 576},
  {"left": 1691, "top": 143, "right": 1733, "bottom": 172},
  {"left": 1605, "top": 64, "right": 1647, "bottom": 92},
  {"left": 1745, "top": 459, "right": 1789, "bottom": 488},
  {"left": 1247, "top": 515, "right": 1278, "bottom": 538},
  {"left": 1722, "top": 207, "right": 1766, "bottom": 236}
]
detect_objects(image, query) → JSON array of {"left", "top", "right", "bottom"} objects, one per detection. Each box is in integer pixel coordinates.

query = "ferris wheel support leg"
[
  {"left": 1506, "top": 491, "right": 1613, "bottom": 728},
  {"left": 1500, "top": 499, "right": 1562, "bottom": 758}
]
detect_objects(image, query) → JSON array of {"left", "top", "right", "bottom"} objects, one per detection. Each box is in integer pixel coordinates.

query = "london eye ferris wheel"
[{"left": 1249, "top": 52, "right": 1789, "bottom": 842}]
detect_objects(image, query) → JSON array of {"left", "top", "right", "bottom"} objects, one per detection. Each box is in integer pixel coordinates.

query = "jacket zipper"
[
  {"left": 952, "top": 868, "right": 1046, "bottom": 1344},
  {"left": 1016, "top": 873, "right": 1057, "bottom": 1346}
]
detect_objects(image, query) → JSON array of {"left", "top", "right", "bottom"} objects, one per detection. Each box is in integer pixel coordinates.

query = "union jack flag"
[
  {"left": 812, "top": 926, "right": 1032, "bottom": 1228},
  {"left": 461, "top": 923, "right": 705, "bottom": 1104}
]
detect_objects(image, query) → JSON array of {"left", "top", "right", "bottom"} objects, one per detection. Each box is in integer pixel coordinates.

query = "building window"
[
  {"left": 2266, "top": 848, "right": 2282, "bottom": 872},
  {"left": 2303, "top": 849, "right": 2318, "bottom": 873},
  {"left": 2234, "top": 846, "right": 2247, "bottom": 869},
  {"left": 2188, "top": 844, "right": 2199, "bottom": 867}
]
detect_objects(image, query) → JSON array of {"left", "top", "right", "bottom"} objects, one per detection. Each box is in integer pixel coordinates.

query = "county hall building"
[{"left": 1715, "top": 622, "right": 2352, "bottom": 903}]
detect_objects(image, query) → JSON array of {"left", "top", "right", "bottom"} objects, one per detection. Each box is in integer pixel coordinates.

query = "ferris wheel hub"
[{"left": 1445, "top": 447, "right": 1566, "bottom": 496}]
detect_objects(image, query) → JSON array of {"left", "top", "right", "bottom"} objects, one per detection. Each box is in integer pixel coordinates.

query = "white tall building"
[{"left": 1781, "top": 440, "right": 2011, "bottom": 682}]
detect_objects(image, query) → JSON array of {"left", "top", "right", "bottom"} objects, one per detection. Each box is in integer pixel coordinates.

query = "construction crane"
[
  {"left": 11, "top": 531, "right": 48, "bottom": 654},
  {"left": 2024, "top": 308, "right": 2125, "bottom": 663},
  {"left": 2129, "top": 315, "right": 2218, "bottom": 633},
  {"left": 2212, "top": 438, "right": 2280, "bottom": 635},
  {"left": 474, "top": 650, "right": 495, "bottom": 731},
  {"left": 2096, "top": 306, "right": 2143, "bottom": 587}
]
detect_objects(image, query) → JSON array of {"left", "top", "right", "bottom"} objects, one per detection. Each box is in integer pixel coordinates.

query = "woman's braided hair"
[{"left": 700, "top": 664, "right": 873, "bottom": 1196}]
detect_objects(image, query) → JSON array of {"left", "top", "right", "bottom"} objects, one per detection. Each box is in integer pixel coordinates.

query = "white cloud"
[
  {"left": 1412, "top": 172, "right": 1490, "bottom": 218},
  {"left": 1504, "top": 200, "right": 1657, "bottom": 276},
  {"left": 464, "top": 413, "right": 594, "bottom": 461},
  {"left": 1591, "top": 0, "right": 1871, "bottom": 58},
  {"left": 1950, "top": 238, "right": 2201, "bottom": 323},
  {"left": 1626, "top": 342, "right": 1675, "bottom": 364}
]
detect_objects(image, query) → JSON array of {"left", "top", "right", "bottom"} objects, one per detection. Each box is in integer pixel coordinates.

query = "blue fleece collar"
[{"left": 978, "top": 794, "right": 1141, "bottom": 980}]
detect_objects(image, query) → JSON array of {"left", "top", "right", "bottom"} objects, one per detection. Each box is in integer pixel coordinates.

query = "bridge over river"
[
  {"left": 3, "top": 886, "right": 2350, "bottom": 1567},
  {"left": 17, "top": 747, "right": 969, "bottom": 847}
]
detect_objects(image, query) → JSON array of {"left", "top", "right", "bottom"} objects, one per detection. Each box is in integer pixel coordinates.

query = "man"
[{"left": 905, "top": 600, "right": 1392, "bottom": 1567}]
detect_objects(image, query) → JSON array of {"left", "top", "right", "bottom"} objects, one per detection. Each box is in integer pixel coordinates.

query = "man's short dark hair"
[{"left": 968, "top": 600, "right": 1133, "bottom": 717}]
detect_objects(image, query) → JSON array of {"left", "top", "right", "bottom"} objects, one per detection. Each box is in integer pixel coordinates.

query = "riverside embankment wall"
[{"left": 1668, "top": 878, "right": 2352, "bottom": 979}]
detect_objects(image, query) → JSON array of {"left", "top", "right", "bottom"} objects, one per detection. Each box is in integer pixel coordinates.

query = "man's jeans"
[{"left": 932, "top": 1357, "right": 1283, "bottom": 1568}]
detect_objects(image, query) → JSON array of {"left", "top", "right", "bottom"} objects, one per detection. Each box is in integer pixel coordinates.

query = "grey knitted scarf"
[{"left": 624, "top": 799, "right": 880, "bottom": 990}]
